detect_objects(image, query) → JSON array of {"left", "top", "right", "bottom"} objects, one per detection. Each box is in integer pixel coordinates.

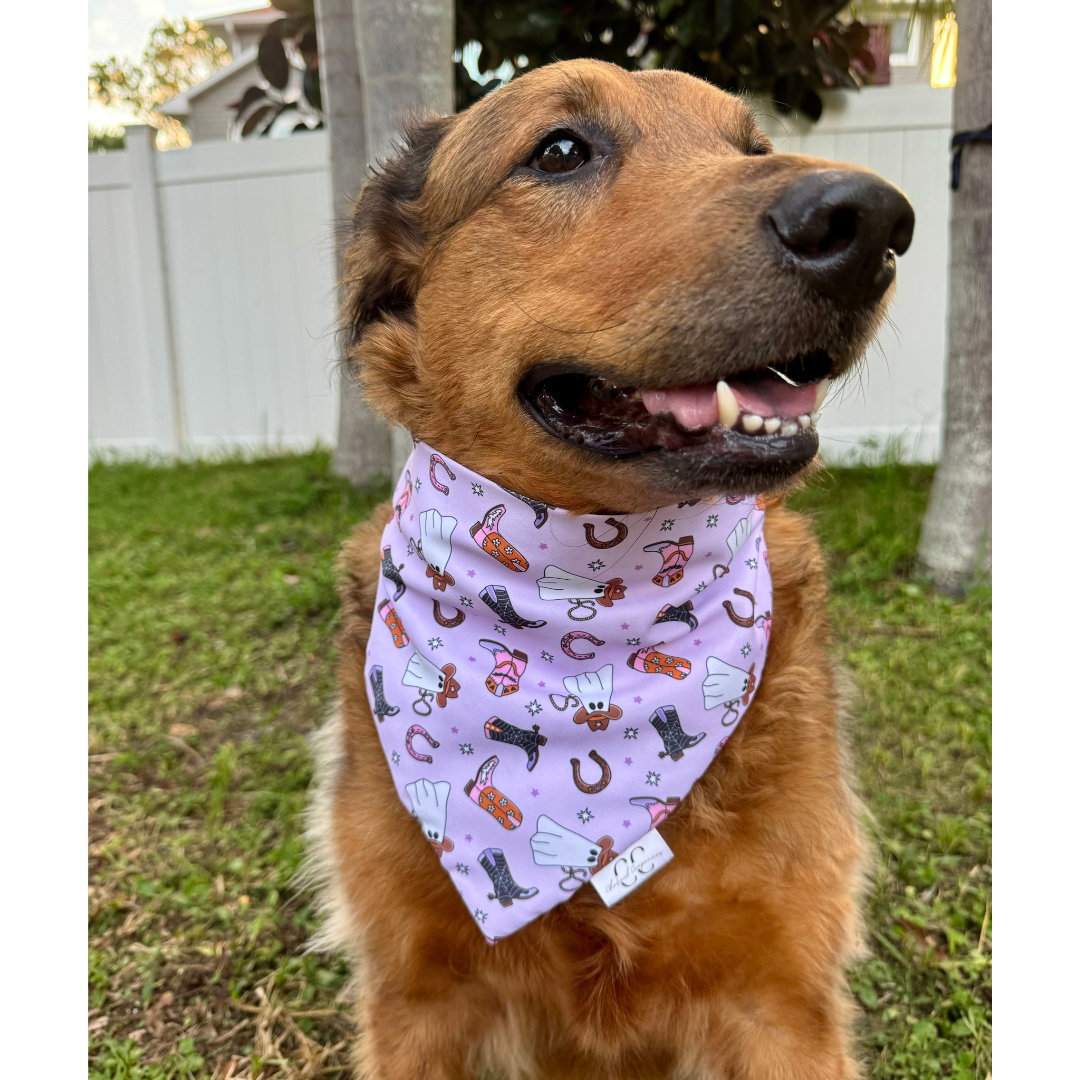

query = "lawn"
[{"left": 88, "top": 453, "right": 991, "bottom": 1080}]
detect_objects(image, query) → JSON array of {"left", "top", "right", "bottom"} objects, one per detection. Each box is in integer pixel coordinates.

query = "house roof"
[
  {"left": 201, "top": 5, "right": 284, "bottom": 32},
  {"left": 159, "top": 49, "right": 260, "bottom": 117}
]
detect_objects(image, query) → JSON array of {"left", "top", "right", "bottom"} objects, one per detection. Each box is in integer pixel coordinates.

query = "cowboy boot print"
[
  {"left": 464, "top": 755, "right": 522, "bottom": 830},
  {"left": 378, "top": 599, "right": 409, "bottom": 648},
  {"left": 643, "top": 536, "right": 694, "bottom": 587},
  {"left": 484, "top": 716, "right": 547, "bottom": 771},
  {"left": 479, "top": 848, "right": 539, "bottom": 907},
  {"left": 368, "top": 664, "right": 399, "bottom": 721},
  {"left": 508, "top": 489, "right": 549, "bottom": 528},
  {"left": 479, "top": 640, "right": 528, "bottom": 697},
  {"left": 627, "top": 644, "right": 692, "bottom": 679},
  {"left": 480, "top": 584, "right": 547, "bottom": 628},
  {"left": 654, "top": 600, "right": 698, "bottom": 631},
  {"left": 470, "top": 505, "right": 529, "bottom": 572},
  {"left": 648, "top": 705, "right": 707, "bottom": 761},
  {"left": 380, "top": 545, "right": 407, "bottom": 600},
  {"left": 629, "top": 795, "right": 681, "bottom": 828}
]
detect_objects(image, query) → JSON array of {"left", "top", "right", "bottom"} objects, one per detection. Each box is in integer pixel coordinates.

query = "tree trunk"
[
  {"left": 353, "top": 0, "right": 455, "bottom": 479},
  {"left": 917, "top": 0, "right": 992, "bottom": 593},
  {"left": 315, "top": 0, "right": 393, "bottom": 486}
]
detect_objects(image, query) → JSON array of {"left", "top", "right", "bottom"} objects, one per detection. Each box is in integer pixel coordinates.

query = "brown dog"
[{"left": 307, "top": 59, "right": 914, "bottom": 1079}]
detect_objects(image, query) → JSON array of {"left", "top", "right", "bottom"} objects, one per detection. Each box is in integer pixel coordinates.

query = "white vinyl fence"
[{"left": 89, "top": 85, "right": 954, "bottom": 465}]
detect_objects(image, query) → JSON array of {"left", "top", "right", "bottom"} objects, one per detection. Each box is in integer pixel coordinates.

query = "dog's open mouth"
[{"left": 521, "top": 351, "right": 833, "bottom": 463}]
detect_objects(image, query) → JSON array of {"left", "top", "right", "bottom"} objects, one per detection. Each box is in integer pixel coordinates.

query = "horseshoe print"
[
  {"left": 429, "top": 454, "right": 456, "bottom": 495},
  {"left": 432, "top": 599, "right": 466, "bottom": 628},
  {"left": 561, "top": 631, "right": 605, "bottom": 660},
  {"left": 583, "top": 517, "right": 628, "bottom": 549},
  {"left": 570, "top": 749, "right": 612, "bottom": 795},
  {"left": 405, "top": 724, "right": 440, "bottom": 763},
  {"left": 723, "top": 588, "right": 756, "bottom": 628}
]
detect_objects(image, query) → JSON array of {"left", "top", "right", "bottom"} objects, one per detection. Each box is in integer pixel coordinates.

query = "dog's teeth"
[
  {"left": 741, "top": 413, "right": 763, "bottom": 434},
  {"left": 810, "top": 410, "right": 820, "bottom": 425},
  {"left": 716, "top": 381, "right": 740, "bottom": 428},
  {"left": 814, "top": 378, "right": 831, "bottom": 412},
  {"left": 798, "top": 414, "right": 811, "bottom": 430},
  {"left": 780, "top": 420, "right": 799, "bottom": 437},
  {"left": 763, "top": 417, "right": 781, "bottom": 435}
]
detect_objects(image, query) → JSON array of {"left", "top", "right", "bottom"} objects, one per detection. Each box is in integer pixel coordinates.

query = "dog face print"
[
  {"left": 537, "top": 566, "right": 626, "bottom": 613},
  {"left": 402, "top": 650, "right": 460, "bottom": 711},
  {"left": 702, "top": 656, "right": 757, "bottom": 711},
  {"left": 529, "top": 814, "right": 606, "bottom": 868},
  {"left": 563, "top": 664, "right": 623, "bottom": 731},
  {"left": 417, "top": 508, "right": 457, "bottom": 590},
  {"left": 406, "top": 778, "right": 454, "bottom": 856}
]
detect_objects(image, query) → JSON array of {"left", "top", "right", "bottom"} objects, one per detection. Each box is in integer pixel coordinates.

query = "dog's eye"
[
  {"left": 530, "top": 134, "right": 590, "bottom": 174},
  {"left": 746, "top": 141, "right": 771, "bottom": 157}
]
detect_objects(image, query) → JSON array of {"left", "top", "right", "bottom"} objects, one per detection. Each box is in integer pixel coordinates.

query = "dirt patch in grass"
[{"left": 89, "top": 453, "right": 990, "bottom": 1080}]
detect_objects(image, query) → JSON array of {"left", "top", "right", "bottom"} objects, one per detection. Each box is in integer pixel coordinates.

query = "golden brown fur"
[{"left": 310, "top": 60, "right": 882, "bottom": 1078}]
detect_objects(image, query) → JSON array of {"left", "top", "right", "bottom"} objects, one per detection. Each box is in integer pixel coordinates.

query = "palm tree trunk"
[
  {"left": 353, "top": 0, "right": 455, "bottom": 479},
  {"left": 315, "top": 0, "right": 394, "bottom": 486},
  {"left": 917, "top": 0, "right": 992, "bottom": 593}
]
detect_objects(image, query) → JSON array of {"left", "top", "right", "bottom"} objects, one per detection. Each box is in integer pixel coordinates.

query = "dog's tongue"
[
  {"left": 641, "top": 375, "right": 817, "bottom": 430},
  {"left": 726, "top": 376, "right": 817, "bottom": 419},
  {"left": 639, "top": 386, "right": 718, "bottom": 430}
]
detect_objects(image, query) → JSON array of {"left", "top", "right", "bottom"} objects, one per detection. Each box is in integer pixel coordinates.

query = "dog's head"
[{"left": 341, "top": 60, "right": 914, "bottom": 513}]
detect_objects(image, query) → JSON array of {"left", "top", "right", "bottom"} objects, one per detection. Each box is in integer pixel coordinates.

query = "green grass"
[{"left": 88, "top": 453, "right": 990, "bottom": 1080}]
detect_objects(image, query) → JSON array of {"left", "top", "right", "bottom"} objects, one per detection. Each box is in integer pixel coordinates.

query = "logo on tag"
[{"left": 590, "top": 828, "right": 675, "bottom": 907}]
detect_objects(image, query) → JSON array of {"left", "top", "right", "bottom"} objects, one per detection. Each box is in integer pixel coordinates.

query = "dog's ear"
[{"left": 341, "top": 113, "right": 454, "bottom": 348}]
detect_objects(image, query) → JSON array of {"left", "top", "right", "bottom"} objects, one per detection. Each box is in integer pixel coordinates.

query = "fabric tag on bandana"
[{"left": 590, "top": 827, "right": 675, "bottom": 907}]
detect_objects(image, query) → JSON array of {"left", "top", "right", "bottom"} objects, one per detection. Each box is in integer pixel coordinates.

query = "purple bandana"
[{"left": 365, "top": 440, "right": 772, "bottom": 940}]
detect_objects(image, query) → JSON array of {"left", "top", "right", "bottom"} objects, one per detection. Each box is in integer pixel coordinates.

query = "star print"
[
  {"left": 624, "top": 727, "right": 638, "bottom": 739},
  {"left": 633, "top": 696, "right": 642, "bottom": 704},
  {"left": 472, "top": 483, "right": 484, "bottom": 495},
  {"left": 746, "top": 558, "right": 758, "bottom": 569},
  {"left": 451, "top": 726, "right": 459, "bottom": 734},
  {"left": 693, "top": 638, "right": 702, "bottom": 646},
  {"left": 704, "top": 552, "right": 713, "bottom": 558},
  {"left": 624, "top": 757, "right": 633, "bottom": 766},
  {"left": 456, "top": 863, "right": 469, "bottom": 874},
  {"left": 539, "top": 542, "right": 548, "bottom": 550},
  {"left": 646, "top": 770, "right": 661, "bottom": 787},
  {"left": 390, "top": 751, "right": 400, "bottom": 764},
  {"left": 531, "top": 788, "right": 540, "bottom": 797},
  {"left": 459, "top": 743, "right": 474, "bottom": 755},
  {"left": 694, "top": 582, "right": 708, "bottom": 594},
  {"left": 525, "top": 699, "right": 542, "bottom": 716},
  {"left": 588, "top": 559, "right": 606, "bottom": 571},
  {"left": 467, "top": 569, "right": 476, "bottom": 577},
  {"left": 538, "top": 681, "right": 546, "bottom": 688},
  {"left": 541, "top": 651, "right": 554, "bottom": 663},
  {"left": 464, "top": 834, "right": 472, "bottom": 842},
  {"left": 627, "top": 637, "right": 641, "bottom": 646},
  {"left": 634, "top": 564, "right": 643, "bottom": 571},
  {"left": 415, "top": 479, "right": 422, "bottom": 490},
  {"left": 741, "top": 642, "right": 752, "bottom": 657},
  {"left": 468, "top": 656, "right": 477, "bottom": 662},
  {"left": 660, "top": 519, "right": 674, "bottom": 531},
  {"left": 493, "top": 624, "right": 507, "bottom": 635},
  {"left": 409, "top": 513, "right": 414, "bottom": 522},
  {"left": 621, "top": 623, "right": 630, "bottom": 630},
  {"left": 623, "top": 819, "right": 632, "bottom": 828},
  {"left": 459, "top": 596, "right": 473, "bottom": 607},
  {"left": 577, "top": 807, "right": 594, "bottom": 824},
  {"left": 427, "top": 636, "right": 443, "bottom": 649},
  {"left": 707, "top": 514, "right": 718, "bottom": 527},
  {"left": 474, "top": 908, "right": 487, "bottom": 923}
]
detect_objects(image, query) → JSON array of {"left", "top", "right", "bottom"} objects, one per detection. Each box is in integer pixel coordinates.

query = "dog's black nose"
[{"left": 766, "top": 170, "right": 915, "bottom": 306}]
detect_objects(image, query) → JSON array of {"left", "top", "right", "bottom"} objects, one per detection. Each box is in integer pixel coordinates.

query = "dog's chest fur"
[{"left": 306, "top": 499, "right": 864, "bottom": 1077}]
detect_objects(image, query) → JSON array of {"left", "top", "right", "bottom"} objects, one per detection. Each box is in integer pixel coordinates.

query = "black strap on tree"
[{"left": 951, "top": 124, "right": 992, "bottom": 190}]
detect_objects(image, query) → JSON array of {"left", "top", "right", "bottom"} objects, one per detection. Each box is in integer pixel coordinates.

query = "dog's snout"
[{"left": 766, "top": 170, "right": 915, "bottom": 306}]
